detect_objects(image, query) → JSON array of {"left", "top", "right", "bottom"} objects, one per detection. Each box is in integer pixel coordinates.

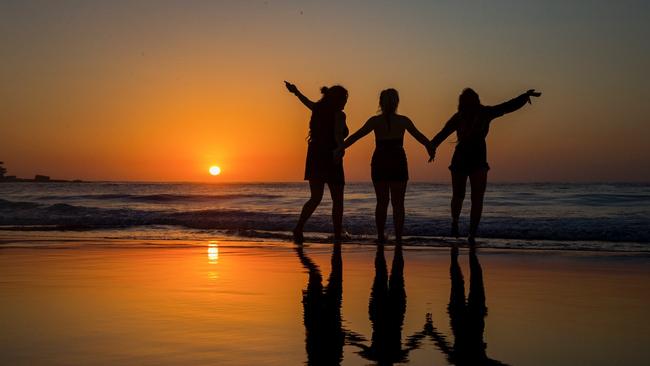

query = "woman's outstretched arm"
[
  {"left": 430, "top": 114, "right": 459, "bottom": 148},
  {"left": 342, "top": 118, "right": 375, "bottom": 149},
  {"left": 333, "top": 117, "right": 373, "bottom": 160},
  {"left": 428, "top": 115, "right": 459, "bottom": 162},
  {"left": 405, "top": 118, "right": 436, "bottom": 161},
  {"left": 284, "top": 81, "right": 316, "bottom": 110},
  {"left": 405, "top": 118, "right": 431, "bottom": 146},
  {"left": 490, "top": 89, "right": 542, "bottom": 118}
]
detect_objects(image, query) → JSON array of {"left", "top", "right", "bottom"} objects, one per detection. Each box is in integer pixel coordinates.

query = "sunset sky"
[{"left": 2, "top": 0, "right": 649, "bottom": 182}]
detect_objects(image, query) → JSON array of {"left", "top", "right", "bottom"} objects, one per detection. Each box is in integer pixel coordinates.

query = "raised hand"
[
  {"left": 526, "top": 89, "right": 542, "bottom": 103},
  {"left": 284, "top": 81, "right": 298, "bottom": 94}
]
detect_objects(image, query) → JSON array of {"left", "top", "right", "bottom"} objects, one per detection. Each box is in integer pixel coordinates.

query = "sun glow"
[
  {"left": 209, "top": 166, "right": 221, "bottom": 176},
  {"left": 207, "top": 241, "right": 219, "bottom": 263}
]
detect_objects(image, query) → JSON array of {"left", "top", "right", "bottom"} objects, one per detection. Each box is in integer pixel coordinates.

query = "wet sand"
[{"left": 0, "top": 238, "right": 648, "bottom": 365}]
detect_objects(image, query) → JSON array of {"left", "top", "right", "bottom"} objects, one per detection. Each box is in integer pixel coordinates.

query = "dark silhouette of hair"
[
  {"left": 318, "top": 85, "right": 348, "bottom": 112},
  {"left": 379, "top": 88, "right": 399, "bottom": 130},
  {"left": 458, "top": 88, "right": 481, "bottom": 113},
  {"left": 308, "top": 85, "right": 348, "bottom": 142}
]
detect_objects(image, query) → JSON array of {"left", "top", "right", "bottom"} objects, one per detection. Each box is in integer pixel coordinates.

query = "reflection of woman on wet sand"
[
  {"left": 349, "top": 245, "right": 421, "bottom": 363},
  {"left": 430, "top": 89, "right": 541, "bottom": 245},
  {"left": 295, "top": 244, "right": 345, "bottom": 365},
  {"left": 412, "top": 248, "right": 510, "bottom": 366}
]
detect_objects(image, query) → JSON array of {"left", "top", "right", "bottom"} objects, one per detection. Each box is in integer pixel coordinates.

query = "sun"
[{"left": 209, "top": 166, "right": 221, "bottom": 176}]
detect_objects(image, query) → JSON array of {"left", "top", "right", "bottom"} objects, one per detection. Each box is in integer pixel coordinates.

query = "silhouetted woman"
[
  {"left": 285, "top": 81, "right": 349, "bottom": 243},
  {"left": 339, "top": 89, "right": 433, "bottom": 243},
  {"left": 430, "top": 89, "right": 541, "bottom": 244}
]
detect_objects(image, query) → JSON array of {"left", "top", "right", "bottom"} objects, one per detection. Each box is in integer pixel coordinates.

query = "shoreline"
[{"left": 1, "top": 232, "right": 649, "bottom": 256}]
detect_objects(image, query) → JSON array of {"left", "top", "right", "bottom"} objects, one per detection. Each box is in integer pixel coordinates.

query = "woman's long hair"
[
  {"left": 458, "top": 88, "right": 480, "bottom": 114},
  {"left": 456, "top": 88, "right": 483, "bottom": 140},
  {"left": 308, "top": 85, "right": 348, "bottom": 142},
  {"left": 317, "top": 85, "right": 348, "bottom": 113},
  {"left": 379, "top": 88, "right": 399, "bottom": 130}
]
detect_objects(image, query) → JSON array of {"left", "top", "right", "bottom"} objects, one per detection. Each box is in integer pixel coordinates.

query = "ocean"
[{"left": 1, "top": 182, "right": 649, "bottom": 251}]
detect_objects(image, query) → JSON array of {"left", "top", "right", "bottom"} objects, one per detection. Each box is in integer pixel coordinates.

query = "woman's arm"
[
  {"left": 342, "top": 117, "right": 375, "bottom": 149},
  {"left": 284, "top": 81, "right": 315, "bottom": 110},
  {"left": 489, "top": 89, "right": 542, "bottom": 118},
  {"left": 333, "top": 117, "right": 373, "bottom": 161},
  {"left": 405, "top": 118, "right": 436, "bottom": 162},
  {"left": 430, "top": 114, "right": 459, "bottom": 149},
  {"left": 405, "top": 117, "right": 431, "bottom": 147}
]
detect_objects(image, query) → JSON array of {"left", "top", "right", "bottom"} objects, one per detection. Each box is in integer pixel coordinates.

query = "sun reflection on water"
[
  {"left": 207, "top": 241, "right": 219, "bottom": 263},
  {"left": 207, "top": 241, "right": 219, "bottom": 279}
]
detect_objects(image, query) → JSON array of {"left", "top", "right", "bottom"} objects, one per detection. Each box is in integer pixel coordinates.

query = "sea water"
[{"left": 1, "top": 182, "right": 649, "bottom": 251}]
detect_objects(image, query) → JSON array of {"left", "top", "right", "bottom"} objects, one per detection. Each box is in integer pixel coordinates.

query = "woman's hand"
[
  {"left": 426, "top": 144, "right": 436, "bottom": 163},
  {"left": 333, "top": 146, "right": 345, "bottom": 162},
  {"left": 526, "top": 89, "right": 542, "bottom": 103},
  {"left": 284, "top": 81, "right": 298, "bottom": 94}
]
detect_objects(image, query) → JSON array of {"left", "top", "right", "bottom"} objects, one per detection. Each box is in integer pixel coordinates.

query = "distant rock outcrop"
[{"left": 0, "top": 162, "right": 83, "bottom": 183}]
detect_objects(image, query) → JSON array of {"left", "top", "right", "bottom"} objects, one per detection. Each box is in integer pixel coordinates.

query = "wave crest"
[{"left": 1, "top": 199, "right": 649, "bottom": 244}]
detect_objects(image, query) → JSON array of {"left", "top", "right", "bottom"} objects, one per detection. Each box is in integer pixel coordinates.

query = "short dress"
[
  {"left": 304, "top": 109, "right": 348, "bottom": 184},
  {"left": 449, "top": 138, "right": 490, "bottom": 175},
  {"left": 371, "top": 138, "right": 408, "bottom": 182}
]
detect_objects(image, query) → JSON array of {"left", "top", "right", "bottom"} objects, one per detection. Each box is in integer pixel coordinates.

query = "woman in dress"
[
  {"left": 285, "top": 81, "right": 349, "bottom": 243},
  {"left": 338, "top": 89, "right": 433, "bottom": 244},
  {"left": 429, "top": 88, "right": 541, "bottom": 244}
]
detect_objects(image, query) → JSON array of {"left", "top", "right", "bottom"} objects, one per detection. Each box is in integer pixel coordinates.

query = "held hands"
[
  {"left": 284, "top": 81, "right": 298, "bottom": 94},
  {"left": 426, "top": 142, "right": 436, "bottom": 163},
  {"left": 526, "top": 89, "right": 542, "bottom": 104}
]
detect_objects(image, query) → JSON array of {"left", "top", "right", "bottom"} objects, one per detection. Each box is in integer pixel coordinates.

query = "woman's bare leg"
[
  {"left": 373, "top": 181, "right": 390, "bottom": 243},
  {"left": 294, "top": 180, "right": 325, "bottom": 243},
  {"left": 389, "top": 181, "right": 407, "bottom": 244},
  {"left": 451, "top": 172, "right": 468, "bottom": 237},
  {"left": 468, "top": 169, "right": 488, "bottom": 244},
  {"left": 327, "top": 182, "right": 344, "bottom": 242}
]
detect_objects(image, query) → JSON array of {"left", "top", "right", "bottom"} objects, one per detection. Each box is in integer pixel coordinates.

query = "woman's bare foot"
[{"left": 293, "top": 228, "right": 304, "bottom": 244}]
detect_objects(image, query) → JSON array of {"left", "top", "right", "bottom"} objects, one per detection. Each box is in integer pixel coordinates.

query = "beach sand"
[{"left": 0, "top": 236, "right": 648, "bottom": 365}]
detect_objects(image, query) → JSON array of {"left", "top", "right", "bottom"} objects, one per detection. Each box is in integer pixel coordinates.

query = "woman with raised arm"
[
  {"left": 430, "top": 88, "right": 541, "bottom": 245},
  {"left": 285, "top": 81, "right": 349, "bottom": 243},
  {"left": 338, "top": 89, "right": 434, "bottom": 244}
]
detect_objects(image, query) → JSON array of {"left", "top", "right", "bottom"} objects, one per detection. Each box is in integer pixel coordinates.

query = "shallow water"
[
  {"left": 1, "top": 182, "right": 649, "bottom": 249},
  {"left": 1, "top": 240, "right": 649, "bottom": 365}
]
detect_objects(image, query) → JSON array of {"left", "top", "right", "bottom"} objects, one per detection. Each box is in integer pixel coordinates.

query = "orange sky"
[{"left": 1, "top": 1, "right": 649, "bottom": 182}]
